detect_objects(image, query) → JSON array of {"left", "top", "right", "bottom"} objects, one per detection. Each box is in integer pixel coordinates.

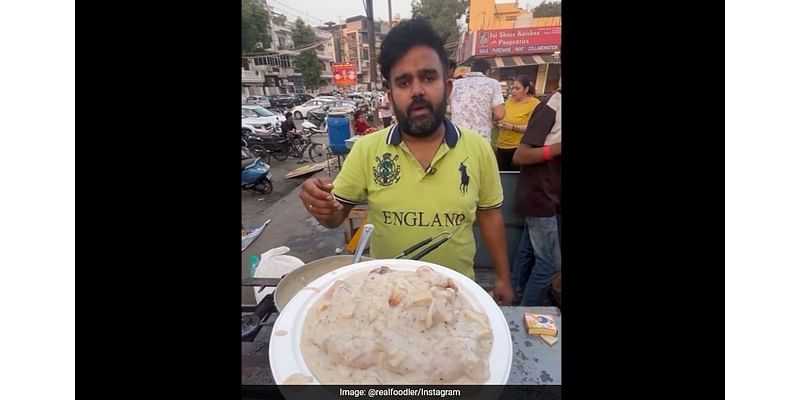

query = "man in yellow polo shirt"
[{"left": 298, "top": 17, "right": 514, "bottom": 305}]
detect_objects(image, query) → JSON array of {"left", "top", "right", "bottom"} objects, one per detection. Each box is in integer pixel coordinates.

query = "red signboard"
[
  {"left": 332, "top": 63, "right": 357, "bottom": 86},
  {"left": 475, "top": 26, "right": 561, "bottom": 56}
]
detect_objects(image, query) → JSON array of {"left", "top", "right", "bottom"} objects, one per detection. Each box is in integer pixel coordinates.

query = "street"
[{"left": 242, "top": 119, "right": 331, "bottom": 229}]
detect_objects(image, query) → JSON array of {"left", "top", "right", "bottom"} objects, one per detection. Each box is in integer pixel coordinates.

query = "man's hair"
[
  {"left": 448, "top": 59, "right": 457, "bottom": 72},
  {"left": 285, "top": 112, "right": 292, "bottom": 119},
  {"left": 379, "top": 17, "right": 449, "bottom": 84},
  {"left": 470, "top": 58, "right": 490, "bottom": 73}
]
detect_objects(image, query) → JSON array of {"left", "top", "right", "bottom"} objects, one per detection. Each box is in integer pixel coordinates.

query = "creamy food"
[
  {"left": 300, "top": 265, "right": 493, "bottom": 384},
  {"left": 282, "top": 373, "right": 314, "bottom": 384}
]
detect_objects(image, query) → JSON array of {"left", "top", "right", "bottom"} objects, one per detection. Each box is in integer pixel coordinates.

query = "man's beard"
[{"left": 392, "top": 94, "right": 447, "bottom": 137}]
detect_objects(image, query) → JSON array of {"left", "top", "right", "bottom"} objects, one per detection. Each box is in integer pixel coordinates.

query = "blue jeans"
[
  {"left": 519, "top": 216, "right": 561, "bottom": 306},
  {"left": 511, "top": 224, "right": 535, "bottom": 301}
]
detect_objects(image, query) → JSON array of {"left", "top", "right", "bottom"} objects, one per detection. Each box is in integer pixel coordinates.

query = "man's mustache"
[{"left": 407, "top": 98, "right": 434, "bottom": 115}]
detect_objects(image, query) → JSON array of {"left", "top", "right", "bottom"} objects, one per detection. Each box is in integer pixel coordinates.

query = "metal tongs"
[{"left": 393, "top": 231, "right": 453, "bottom": 260}]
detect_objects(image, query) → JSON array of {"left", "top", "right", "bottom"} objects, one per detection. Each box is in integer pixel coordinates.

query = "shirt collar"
[
  {"left": 385, "top": 118, "right": 461, "bottom": 148},
  {"left": 465, "top": 72, "right": 486, "bottom": 78}
]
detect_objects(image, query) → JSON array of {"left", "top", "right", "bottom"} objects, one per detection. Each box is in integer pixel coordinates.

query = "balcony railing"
[{"left": 242, "top": 69, "right": 263, "bottom": 83}]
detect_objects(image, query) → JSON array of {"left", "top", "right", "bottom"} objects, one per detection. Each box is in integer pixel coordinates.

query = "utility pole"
[
  {"left": 366, "top": 0, "right": 380, "bottom": 124},
  {"left": 388, "top": 0, "right": 392, "bottom": 27}
]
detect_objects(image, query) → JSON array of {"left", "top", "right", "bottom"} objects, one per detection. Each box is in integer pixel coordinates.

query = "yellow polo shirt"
[{"left": 332, "top": 119, "right": 503, "bottom": 279}]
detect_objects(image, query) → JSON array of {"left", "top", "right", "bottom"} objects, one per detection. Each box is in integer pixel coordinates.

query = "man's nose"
[{"left": 410, "top": 79, "right": 426, "bottom": 97}]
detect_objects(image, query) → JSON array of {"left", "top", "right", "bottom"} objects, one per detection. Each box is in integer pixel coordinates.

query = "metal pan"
[
  {"left": 273, "top": 231, "right": 452, "bottom": 312},
  {"left": 272, "top": 255, "right": 372, "bottom": 312}
]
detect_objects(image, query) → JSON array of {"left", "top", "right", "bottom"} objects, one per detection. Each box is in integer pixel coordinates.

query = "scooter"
[
  {"left": 242, "top": 156, "right": 273, "bottom": 194},
  {"left": 305, "top": 108, "right": 328, "bottom": 132},
  {"left": 301, "top": 119, "right": 327, "bottom": 135}
]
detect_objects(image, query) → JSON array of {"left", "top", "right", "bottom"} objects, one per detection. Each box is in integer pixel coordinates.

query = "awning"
[{"left": 486, "top": 54, "right": 560, "bottom": 68}]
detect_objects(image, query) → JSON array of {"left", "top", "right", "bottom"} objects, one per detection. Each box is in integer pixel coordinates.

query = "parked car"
[
  {"left": 241, "top": 122, "right": 270, "bottom": 135},
  {"left": 294, "top": 93, "right": 314, "bottom": 104},
  {"left": 317, "top": 92, "right": 341, "bottom": 99},
  {"left": 268, "top": 94, "right": 295, "bottom": 109},
  {"left": 245, "top": 96, "right": 271, "bottom": 108},
  {"left": 242, "top": 105, "right": 284, "bottom": 133},
  {"left": 328, "top": 100, "right": 359, "bottom": 114},
  {"left": 347, "top": 94, "right": 369, "bottom": 106},
  {"left": 347, "top": 94, "right": 374, "bottom": 112},
  {"left": 291, "top": 98, "right": 337, "bottom": 119}
]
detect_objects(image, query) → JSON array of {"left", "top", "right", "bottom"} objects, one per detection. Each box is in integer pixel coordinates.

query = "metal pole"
[
  {"left": 366, "top": 0, "right": 380, "bottom": 124},
  {"left": 388, "top": 0, "right": 392, "bottom": 27}
]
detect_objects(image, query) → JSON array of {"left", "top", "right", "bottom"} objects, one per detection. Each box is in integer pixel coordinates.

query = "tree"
[
  {"left": 411, "top": 0, "right": 469, "bottom": 47},
  {"left": 532, "top": 1, "right": 561, "bottom": 17},
  {"left": 291, "top": 19, "right": 323, "bottom": 90},
  {"left": 272, "top": 14, "right": 287, "bottom": 27},
  {"left": 242, "top": 0, "right": 271, "bottom": 53}
]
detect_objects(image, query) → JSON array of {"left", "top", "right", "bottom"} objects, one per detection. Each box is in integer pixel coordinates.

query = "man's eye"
[{"left": 397, "top": 81, "right": 409, "bottom": 88}]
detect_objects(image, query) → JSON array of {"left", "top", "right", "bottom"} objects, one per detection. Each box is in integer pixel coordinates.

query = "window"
[
  {"left": 252, "top": 107, "right": 275, "bottom": 117},
  {"left": 362, "top": 49, "right": 369, "bottom": 60},
  {"left": 505, "top": 16, "right": 517, "bottom": 21}
]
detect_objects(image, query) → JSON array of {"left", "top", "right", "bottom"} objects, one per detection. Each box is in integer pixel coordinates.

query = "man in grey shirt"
[{"left": 449, "top": 58, "right": 505, "bottom": 142}]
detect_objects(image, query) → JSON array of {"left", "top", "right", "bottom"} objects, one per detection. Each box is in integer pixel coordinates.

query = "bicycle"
[{"left": 285, "top": 131, "right": 325, "bottom": 163}]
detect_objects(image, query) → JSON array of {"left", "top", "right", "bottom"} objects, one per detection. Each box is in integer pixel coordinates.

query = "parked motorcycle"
[
  {"left": 242, "top": 138, "right": 252, "bottom": 159},
  {"left": 303, "top": 110, "right": 328, "bottom": 133},
  {"left": 243, "top": 131, "right": 291, "bottom": 162},
  {"left": 242, "top": 157, "right": 273, "bottom": 194}
]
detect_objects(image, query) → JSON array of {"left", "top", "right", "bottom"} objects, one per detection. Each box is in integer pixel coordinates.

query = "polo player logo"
[
  {"left": 459, "top": 158, "right": 470, "bottom": 195},
  {"left": 373, "top": 153, "right": 401, "bottom": 186}
]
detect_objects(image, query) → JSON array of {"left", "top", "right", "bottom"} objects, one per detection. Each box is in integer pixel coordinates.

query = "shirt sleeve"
[
  {"left": 521, "top": 96, "right": 557, "bottom": 147},
  {"left": 492, "top": 80, "right": 505, "bottom": 107},
  {"left": 332, "top": 140, "right": 368, "bottom": 205},
  {"left": 477, "top": 139, "right": 504, "bottom": 210}
]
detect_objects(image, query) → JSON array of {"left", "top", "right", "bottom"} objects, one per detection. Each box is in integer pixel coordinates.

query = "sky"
[{"left": 263, "top": 0, "right": 547, "bottom": 27}]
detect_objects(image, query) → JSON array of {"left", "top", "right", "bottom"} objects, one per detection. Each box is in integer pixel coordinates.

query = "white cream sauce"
[
  {"left": 300, "top": 266, "right": 493, "bottom": 384},
  {"left": 282, "top": 373, "right": 314, "bottom": 384}
]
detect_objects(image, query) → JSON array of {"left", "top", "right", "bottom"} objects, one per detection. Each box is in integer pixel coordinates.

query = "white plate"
[{"left": 268, "top": 259, "right": 513, "bottom": 385}]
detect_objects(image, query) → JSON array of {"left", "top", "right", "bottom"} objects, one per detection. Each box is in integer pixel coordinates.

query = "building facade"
[
  {"left": 338, "top": 16, "right": 391, "bottom": 90},
  {"left": 459, "top": 1, "right": 561, "bottom": 96},
  {"left": 466, "top": 0, "right": 535, "bottom": 31}
]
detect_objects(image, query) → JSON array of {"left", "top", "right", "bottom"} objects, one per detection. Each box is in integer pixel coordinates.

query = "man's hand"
[
  {"left": 298, "top": 176, "right": 343, "bottom": 220},
  {"left": 493, "top": 276, "right": 514, "bottom": 306}
]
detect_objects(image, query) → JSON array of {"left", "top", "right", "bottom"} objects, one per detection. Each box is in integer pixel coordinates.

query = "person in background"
[
  {"left": 512, "top": 83, "right": 561, "bottom": 306},
  {"left": 449, "top": 58, "right": 505, "bottom": 142},
  {"left": 494, "top": 75, "right": 540, "bottom": 171},
  {"left": 353, "top": 110, "right": 377, "bottom": 135},
  {"left": 280, "top": 112, "right": 299, "bottom": 137}
]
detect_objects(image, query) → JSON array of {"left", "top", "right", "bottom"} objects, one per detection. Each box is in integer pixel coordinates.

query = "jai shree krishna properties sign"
[{"left": 475, "top": 25, "right": 561, "bottom": 56}]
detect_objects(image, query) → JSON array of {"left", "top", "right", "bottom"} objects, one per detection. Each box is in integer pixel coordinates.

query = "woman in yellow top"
[{"left": 494, "top": 75, "right": 540, "bottom": 171}]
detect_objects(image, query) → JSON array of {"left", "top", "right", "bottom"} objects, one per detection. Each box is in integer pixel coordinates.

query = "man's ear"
[{"left": 445, "top": 78, "right": 453, "bottom": 102}]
